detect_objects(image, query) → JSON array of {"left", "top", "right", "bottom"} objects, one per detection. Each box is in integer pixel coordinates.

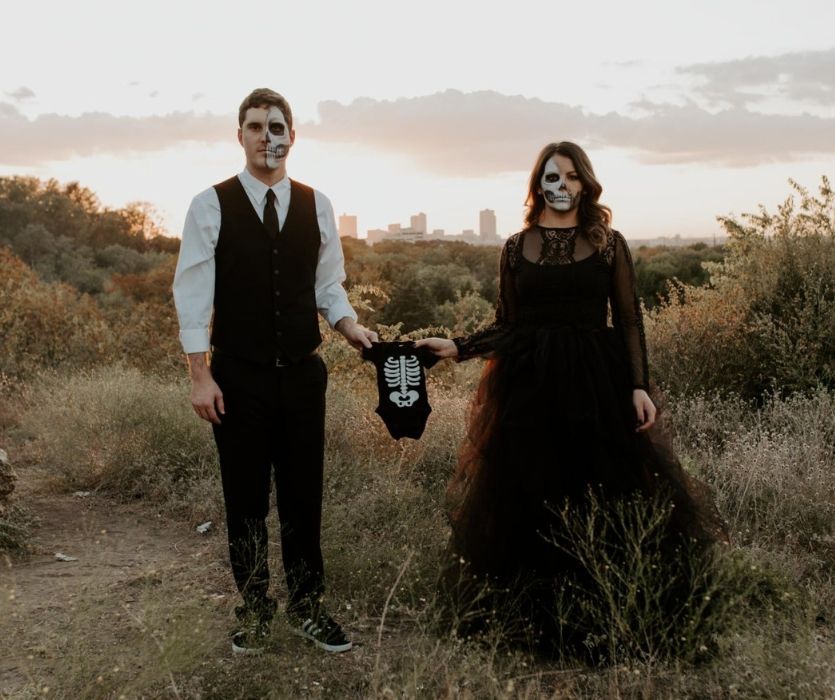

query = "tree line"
[{"left": 7, "top": 174, "right": 832, "bottom": 400}]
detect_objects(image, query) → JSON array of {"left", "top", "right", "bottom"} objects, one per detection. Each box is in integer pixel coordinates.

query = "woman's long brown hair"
[{"left": 524, "top": 142, "right": 612, "bottom": 251}]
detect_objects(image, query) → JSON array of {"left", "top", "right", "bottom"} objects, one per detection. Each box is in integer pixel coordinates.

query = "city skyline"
[
  {"left": 1, "top": 1, "right": 833, "bottom": 242},
  {"left": 338, "top": 208, "right": 501, "bottom": 241}
]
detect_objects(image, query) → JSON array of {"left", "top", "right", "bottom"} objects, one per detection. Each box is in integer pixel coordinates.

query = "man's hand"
[
  {"left": 633, "top": 388, "right": 656, "bottom": 432},
  {"left": 335, "top": 317, "right": 378, "bottom": 351},
  {"left": 187, "top": 352, "right": 225, "bottom": 424},
  {"left": 414, "top": 337, "right": 458, "bottom": 359}
]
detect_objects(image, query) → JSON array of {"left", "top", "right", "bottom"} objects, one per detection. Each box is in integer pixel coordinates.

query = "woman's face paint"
[{"left": 540, "top": 155, "right": 583, "bottom": 212}]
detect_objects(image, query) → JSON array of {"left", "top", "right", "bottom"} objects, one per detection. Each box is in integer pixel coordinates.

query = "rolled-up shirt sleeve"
[
  {"left": 172, "top": 188, "right": 220, "bottom": 354},
  {"left": 314, "top": 189, "right": 357, "bottom": 328}
]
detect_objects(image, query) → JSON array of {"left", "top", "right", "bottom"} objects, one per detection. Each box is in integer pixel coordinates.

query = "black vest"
[{"left": 210, "top": 176, "right": 322, "bottom": 364}]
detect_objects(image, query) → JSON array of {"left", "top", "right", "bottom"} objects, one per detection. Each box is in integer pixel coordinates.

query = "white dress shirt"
[{"left": 173, "top": 168, "right": 357, "bottom": 354}]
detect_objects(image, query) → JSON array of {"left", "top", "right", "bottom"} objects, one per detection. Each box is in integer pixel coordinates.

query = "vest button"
[
  {"left": 275, "top": 310, "right": 281, "bottom": 316},
  {"left": 274, "top": 290, "right": 280, "bottom": 296},
  {"left": 273, "top": 269, "right": 279, "bottom": 275},
  {"left": 273, "top": 249, "right": 278, "bottom": 254}
]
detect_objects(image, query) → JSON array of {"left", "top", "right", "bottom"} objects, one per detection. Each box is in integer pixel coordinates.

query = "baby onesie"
[{"left": 362, "top": 341, "right": 439, "bottom": 440}]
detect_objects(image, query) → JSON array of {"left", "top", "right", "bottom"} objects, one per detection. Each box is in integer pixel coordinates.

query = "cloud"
[
  {"left": 2, "top": 88, "right": 834, "bottom": 172},
  {"left": 304, "top": 91, "right": 590, "bottom": 175},
  {"left": 5, "top": 86, "right": 35, "bottom": 101},
  {"left": 678, "top": 48, "right": 835, "bottom": 107},
  {"left": 0, "top": 103, "right": 21, "bottom": 118},
  {"left": 303, "top": 90, "right": 835, "bottom": 174},
  {"left": 0, "top": 105, "right": 234, "bottom": 166}
]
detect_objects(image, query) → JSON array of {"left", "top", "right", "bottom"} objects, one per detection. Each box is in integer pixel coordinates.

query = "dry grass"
[
  {"left": 667, "top": 389, "right": 835, "bottom": 552},
  {"left": 4, "top": 365, "right": 835, "bottom": 698},
  {"left": 17, "top": 366, "right": 222, "bottom": 524}
]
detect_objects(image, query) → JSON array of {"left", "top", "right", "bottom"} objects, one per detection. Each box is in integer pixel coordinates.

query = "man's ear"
[
  {"left": 289, "top": 128, "right": 296, "bottom": 146},
  {"left": 237, "top": 128, "right": 243, "bottom": 146}
]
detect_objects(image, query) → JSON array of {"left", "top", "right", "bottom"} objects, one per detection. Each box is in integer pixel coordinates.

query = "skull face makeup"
[
  {"left": 540, "top": 156, "right": 582, "bottom": 212},
  {"left": 264, "top": 106, "right": 291, "bottom": 168},
  {"left": 239, "top": 105, "right": 294, "bottom": 175}
]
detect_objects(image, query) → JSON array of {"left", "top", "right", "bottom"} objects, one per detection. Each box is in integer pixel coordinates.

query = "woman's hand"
[
  {"left": 633, "top": 389, "right": 656, "bottom": 432},
  {"left": 414, "top": 337, "right": 458, "bottom": 359}
]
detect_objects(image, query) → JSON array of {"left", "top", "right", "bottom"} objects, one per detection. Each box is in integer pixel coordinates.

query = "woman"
[{"left": 416, "top": 142, "right": 725, "bottom": 654}]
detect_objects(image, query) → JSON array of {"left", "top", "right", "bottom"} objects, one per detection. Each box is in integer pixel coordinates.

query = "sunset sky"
[{"left": 2, "top": 0, "right": 834, "bottom": 241}]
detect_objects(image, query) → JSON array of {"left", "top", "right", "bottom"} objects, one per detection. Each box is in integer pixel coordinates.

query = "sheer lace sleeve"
[
  {"left": 453, "top": 234, "right": 519, "bottom": 361},
  {"left": 609, "top": 231, "right": 649, "bottom": 390}
]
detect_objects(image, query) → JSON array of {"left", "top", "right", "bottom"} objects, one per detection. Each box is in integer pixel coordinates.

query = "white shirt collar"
[{"left": 239, "top": 168, "right": 291, "bottom": 204}]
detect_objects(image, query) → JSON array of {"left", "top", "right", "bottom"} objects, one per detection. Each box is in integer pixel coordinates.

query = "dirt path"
[{"left": 0, "top": 475, "right": 228, "bottom": 697}]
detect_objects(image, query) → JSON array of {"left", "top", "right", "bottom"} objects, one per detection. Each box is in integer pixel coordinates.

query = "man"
[{"left": 173, "top": 88, "right": 376, "bottom": 655}]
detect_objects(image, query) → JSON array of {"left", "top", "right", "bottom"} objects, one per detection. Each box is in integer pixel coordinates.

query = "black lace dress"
[{"left": 442, "top": 225, "right": 725, "bottom": 650}]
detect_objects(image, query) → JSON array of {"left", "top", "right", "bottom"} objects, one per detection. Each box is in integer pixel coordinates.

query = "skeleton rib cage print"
[
  {"left": 384, "top": 355, "right": 422, "bottom": 407},
  {"left": 362, "top": 341, "right": 439, "bottom": 440}
]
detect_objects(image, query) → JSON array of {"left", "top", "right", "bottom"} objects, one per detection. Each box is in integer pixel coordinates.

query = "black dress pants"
[{"left": 210, "top": 351, "right": 327, "bottom": 613}]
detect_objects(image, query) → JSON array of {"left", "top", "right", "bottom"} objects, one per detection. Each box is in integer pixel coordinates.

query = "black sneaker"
[
  {"left": 231, "top": 620, "right": 269, "bottom": 655},
  {"left": 287, "top": 606, "right": 352, "bottom": 653},
  {"left": 231, "top": 598, "right": 276, "bottom": 655}
]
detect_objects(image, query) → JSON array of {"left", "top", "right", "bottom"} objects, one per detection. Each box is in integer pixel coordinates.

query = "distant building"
[
  {"left": 479, "top": 209, "right": 497, "bottom": 240},
  {"left": 410, "top": 212, "right": 427, "bottom": 235},
  {"left": 366, "top": 228, "right": 389, "bottom": 244},
  {"left": 365, "top": 217, "right": 504, "bottom": 247},
  {"left": 338, "top": 214, "right": 358, "bottom": 238}
]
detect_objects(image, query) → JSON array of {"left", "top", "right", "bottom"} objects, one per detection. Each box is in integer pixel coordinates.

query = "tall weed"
[{"left": 20, "top": 365, "right": 220, "bottom": 520}]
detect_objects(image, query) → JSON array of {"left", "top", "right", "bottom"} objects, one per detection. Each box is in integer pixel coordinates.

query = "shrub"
[
  {"left": 0, "top": 502, "right": 32, "bottom": 552},
  {"left": 647, "top": 178, "right": 835, "bottom": 398},
  {"left": 0, "top": 248, "right": 113, "bottom": 377},
  {"left": 646, "top": 282, "right": 749, "bottom": 397}
]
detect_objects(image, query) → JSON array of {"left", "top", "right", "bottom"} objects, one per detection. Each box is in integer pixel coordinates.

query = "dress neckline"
[
  {"left": 522, "top": 226, "right": 596, "bottom": 266},
  {"left": 535, "top": 224, "right": 579, "bottom": 233},
  {"left": 519, "top": 251, "right": 599, "bottom": 267}
]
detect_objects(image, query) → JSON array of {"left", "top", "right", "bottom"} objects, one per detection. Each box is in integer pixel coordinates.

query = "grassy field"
[{"left": 2, "top": 362, "right": 834, "bottom": 698}]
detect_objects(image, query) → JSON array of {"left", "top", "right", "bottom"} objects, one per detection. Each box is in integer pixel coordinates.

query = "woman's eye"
[{"left": 545, "top": 174, "right": 559, "bottom": 183}]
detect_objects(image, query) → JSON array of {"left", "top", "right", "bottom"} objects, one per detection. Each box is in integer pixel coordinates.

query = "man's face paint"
[
  {"left": 263, "top": 106, "right": 291, "bottom": 168},
  {"left": 540, "top": 156, "right": 583, "bottom": 212},
  {"left": 240, "top": 105, "right": 293, "bottom": 173}
]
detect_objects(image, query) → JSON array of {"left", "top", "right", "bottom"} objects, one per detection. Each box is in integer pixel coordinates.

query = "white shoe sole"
[
  {"left": 232, "top": 641, "right": 265, "bottom": 655},
  {"left": 292, "top": 627, "right": 353, "bottom": 653}
]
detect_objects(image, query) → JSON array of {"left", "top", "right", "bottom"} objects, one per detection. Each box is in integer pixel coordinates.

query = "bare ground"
[
  {"left": 0, "top": 468, "right": 231, "bottom": 696},
  {"left": 0, "top": 465, "right": 395, "bottom": 700}
]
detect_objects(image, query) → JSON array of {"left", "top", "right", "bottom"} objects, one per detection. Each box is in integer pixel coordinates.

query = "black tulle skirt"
[{"left": 441, "top": 325, "right": 726, "bottom": 653}]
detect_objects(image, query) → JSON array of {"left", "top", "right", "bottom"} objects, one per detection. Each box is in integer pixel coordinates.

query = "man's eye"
[{"left": 269, "top": 124, "right": 285, "bottom": 135}]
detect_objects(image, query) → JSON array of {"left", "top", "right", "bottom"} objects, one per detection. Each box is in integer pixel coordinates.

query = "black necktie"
[{"left": 263, "top": 189, "right": 279, "bottom": 238}]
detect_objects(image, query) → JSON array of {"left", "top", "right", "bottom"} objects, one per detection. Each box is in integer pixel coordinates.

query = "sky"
[{"left": 1, "top": 0, "right": 834, "bottom": 241}]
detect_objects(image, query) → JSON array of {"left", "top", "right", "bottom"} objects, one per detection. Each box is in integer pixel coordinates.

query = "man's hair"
[{"left": 238, "top": 88, "right": 293, "bottom": 129}]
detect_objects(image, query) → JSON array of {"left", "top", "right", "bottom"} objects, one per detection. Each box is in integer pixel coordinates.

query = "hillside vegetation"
[{"left": 1, "top": 176, "right": 834, "bottom": 697}]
